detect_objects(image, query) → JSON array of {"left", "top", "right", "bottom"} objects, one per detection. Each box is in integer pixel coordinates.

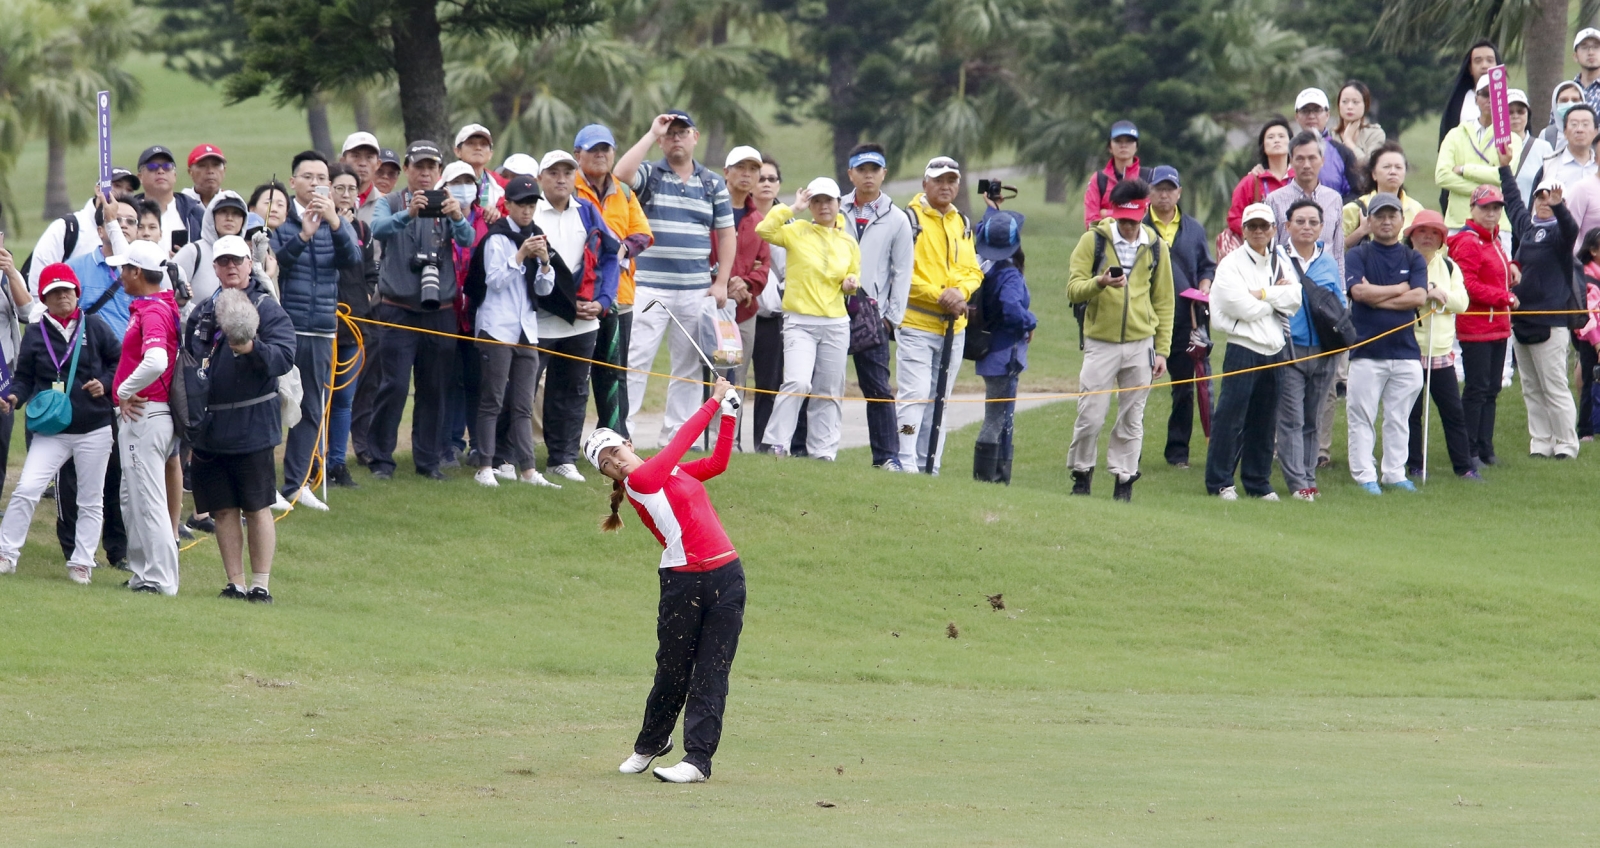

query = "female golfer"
[{"left": 584, "top": 377, "right": 743, "bottom": 784}]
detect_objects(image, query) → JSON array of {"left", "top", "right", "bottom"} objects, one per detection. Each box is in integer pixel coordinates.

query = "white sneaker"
[
  {"left": 549, "top": 463, "right": 585, "bottom": 483},
  {"left": 1, "top": 555, "right": 16, "bottom": 575},
  {"left": 474, "top": 468, "right": 500, "bottom": 488},
  {"left": 619, "top": 740, "right": 672, "bottom": 774},
  {"left": 1293, "top": 489, "right": 1316, "bottom": 502},
  {"left": 519, "top": 469, "right": 561, "bottom": 489},
  {"left": 296, "top": 487, "right": 329, "bottom": 511},
  {"left": 652, "top": 760, "right": 707, "bottom": 783},
  {"left": 68, "top": 564, "right": 91, "bottom": 585},
  {"left": 270, "top": 491, "right": 294, "bottom": 512},
  {"left": 494, "top": 463, "right": 516, "bottom": 480},
  {"left": 1216, "top": 486, "right": 1239, "bottom": 501},
  {"left": 1258, "top": 492, "right": 1280, "bottom": 502}
]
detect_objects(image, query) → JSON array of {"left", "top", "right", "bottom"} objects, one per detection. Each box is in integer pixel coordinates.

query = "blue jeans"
[{"left": 326, "top": 345, "right": 363, "bottom": 470}]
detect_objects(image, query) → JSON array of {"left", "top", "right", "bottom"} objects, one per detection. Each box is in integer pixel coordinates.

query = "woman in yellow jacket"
[
  {"left": 755, "top": 177, "right": 861, "bottom": 459},
  {"left": 1402, "top": 210, "right": 1477, "bottom": 480}
]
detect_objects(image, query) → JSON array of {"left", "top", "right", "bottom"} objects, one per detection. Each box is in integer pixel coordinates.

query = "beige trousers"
[{"left": 1068, "top": 337, "right": 1154, "bottom": 480}]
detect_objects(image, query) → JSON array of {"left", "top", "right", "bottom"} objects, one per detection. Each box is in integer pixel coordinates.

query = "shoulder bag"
[{"left": 26, "top": 320, "right": 84, "bottom": 435}]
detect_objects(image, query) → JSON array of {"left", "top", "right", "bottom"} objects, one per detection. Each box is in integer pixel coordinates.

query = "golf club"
[{"left": 642, "top": 299, "right": 739, "bottom": 410}]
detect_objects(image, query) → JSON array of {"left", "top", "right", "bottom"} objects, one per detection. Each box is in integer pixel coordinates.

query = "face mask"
[
  {"left": 448, "top": 184, "right": 476, "bottom": 207},
  {"left": 1557, "top": 101, "right": 1580, "bottom": 125}
]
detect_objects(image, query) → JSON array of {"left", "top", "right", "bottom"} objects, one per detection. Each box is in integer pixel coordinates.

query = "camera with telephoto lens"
[
  {"left": 977, "top": 179, "right": 1018, "bottom": 202},
  {"left": 412, "top": 245, "right": 443, "bottom": 310}
]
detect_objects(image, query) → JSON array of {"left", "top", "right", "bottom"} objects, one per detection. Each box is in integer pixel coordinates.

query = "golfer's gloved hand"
[{"left": 720, "top": 390, "right": 741, "bottom": 416}]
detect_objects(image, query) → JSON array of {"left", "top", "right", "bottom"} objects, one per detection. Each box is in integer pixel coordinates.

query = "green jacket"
[{"left": 1066, "top": 220, "right": 1176, "bottom": 357}]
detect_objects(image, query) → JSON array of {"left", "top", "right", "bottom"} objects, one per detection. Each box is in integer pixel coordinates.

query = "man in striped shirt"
[{"left": 614, "top": 111, "right": 737, "bottom": 446}]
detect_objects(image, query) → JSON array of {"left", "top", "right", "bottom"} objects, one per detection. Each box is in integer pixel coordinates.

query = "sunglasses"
[
  {"left": 142, "top": 162, "right": 176, "bottom": 173},
  {"left": 214, "top": 255, "right": 248, "bottom": 267},
  {"left": 757, "top": 175, "right": 780, "bottom": 183}
]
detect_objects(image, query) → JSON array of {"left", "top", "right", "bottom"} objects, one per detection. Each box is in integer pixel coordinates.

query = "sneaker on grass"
[
  {"left": 296, "top": 487, "right": 329, "bottom": 511},
  {"left": 619, "top": 740, "right": 673, "bottom": 774},
  {"left": 1257, "top": 492, "right": 1280, "bottom": 502},
  {"left": 270, "top": 491, "right": 294, "bottom": 512},
  {"left": 494, "top": 463, "right": 516, "bottom": 480},
  {"left": 1357, "top": 481, "right": 1383, "bottom": 495},
  {"left": 652, "top": 761, "right": 706, "bottom": 783},
  {"left": 68, "top": 565, "right": 91, "bottom": 584},
  {"left": 474, "top": 468, "right": 500, "bottom": 488},
  {"left": 1385, "top": 479, "right": 1418, "bottom": 493},
  {"left": 1215, "top": 486, "right": 1239, "bottom": 501},
  {"left": 219, "top": 585, "right": 248, "bottom": 600},
  {"left": 520, "top": 469, "right": 561, "bottom": 489},
  {"left": 549, "top": 463, "right": 585, "bottom": 483},
  {"left": 1293, "top": 489, "right": 1316, "bottom": 502},
  {"left": 0, "top": 555, "right": 14, "bottom": 575}
]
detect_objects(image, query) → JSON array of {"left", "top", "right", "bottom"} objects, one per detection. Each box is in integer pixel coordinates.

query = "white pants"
[
  {"left": 0, "top": 425, "right": 113, "bottom": 569},
  {"left": 1515, "top": 326, "right": 1580, "bottom": 457},
  {"left": 1346, "top": 358, "right": 1424, "bottom": 485},
  {"left": 627, "top": 286, "right": 712, "bottom": 447},
  {"left": 120, "top": 404, "right": 179, "bottom": 595},
  {"left": 1069, "top": 337, "right": 1155, "bottom": 479},
  {"left": 896, "top": 324, "right": 965, "bottom": 473},
  {"left": 763, "top": 316, "right": 848, "bottom": 459}
]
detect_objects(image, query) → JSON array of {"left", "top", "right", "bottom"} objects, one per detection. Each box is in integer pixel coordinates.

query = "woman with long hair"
[
  {"left": 1438, "top": 40, "right": 1502, "bottom": 208},
  {"left": 1335, "top": 81, "right": 1386, "bottom": 162},
  {"left": 585, "top": 378, "right": 744, "bottom": 784},
  {"left": 1225, "top": 117, "right": 1295, "bottom": 242}
]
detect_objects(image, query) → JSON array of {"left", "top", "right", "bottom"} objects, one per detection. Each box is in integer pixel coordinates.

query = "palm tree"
[{"left": 1378, "top": 0, "right": 1570, "bottom": 129}]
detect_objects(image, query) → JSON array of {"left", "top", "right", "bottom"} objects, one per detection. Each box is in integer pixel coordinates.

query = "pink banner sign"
[{"left": 1487, "top": 65, "right": 1511, "bottom": 152}]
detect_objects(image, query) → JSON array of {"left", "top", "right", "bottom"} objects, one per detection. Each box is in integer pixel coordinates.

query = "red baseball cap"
[
  {"left": 38, "top": 263, "right": 80, "bottom": 297},
  {"left": 188, "top": 143, "right": 226, "bottom": 167},
  {"left": 1110, "top": 198, "right": 1150, "bottom": 221},
  {"left": 1470, "top": 184, "right": 1504, "bottom": 207}
]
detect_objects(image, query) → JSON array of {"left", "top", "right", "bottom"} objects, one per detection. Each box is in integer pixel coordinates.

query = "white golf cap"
[
  {"left": 924, "top": 156, "right": 960, "bottom": 179},
  {"left": 212, "top": 235, "right": 251, "bottom": 260},
  {"left": 1508, "top": 88, "right": 1530, "bottom": 108},
  {"left": 539, "top": 149, "right": 578, "bottom": 173},
  {"left": 1294, "top": 88, "right": 1329, "bottom": 110},
  {"left": 1240, "top": 202, "right": 1275, "bottom": 226},
  {"left": 1534, "top": 178, "right": 1564, "bottom": 196},
  {"left": 1476, "top": 74, "right": 1492, "bottom": 93},
  {"left": 583, "top": 428, "right": 628, "bottom": 470},
  {"left": 1576, "top": 27, "right": 1600, "bottom": 49},
  {"left": 804, "top": 176, "right": 842, "bottom": 199},
  {"left": 105, "top": 240, "right": 168, "bottom": 273},
  {"left": 500, "top": 153, "right": 539, "bottom": 176},
  {"left": 440, "top": 160, "right": 476, "bottom": 185},
  {"left": 454, "top": 123, "right": 493, "bottom": 147},
  {"left": 724, "top": 145, "right": 762, "bottom": 169},
  {"left": 341, "top": 131, "right": 380, "bottom": 154}
]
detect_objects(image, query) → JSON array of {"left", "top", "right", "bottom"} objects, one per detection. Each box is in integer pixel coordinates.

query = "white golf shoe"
[
  {"left": 549, "top": 463, "right": 585, "bottom": 483},
  {"left": 493, "top": 463, "right": 516, "bottom": 480},
  {"left": 270, "top": 491, "right": 294, "bottom": 512},
  {"left": 619, "top": 739, "right": 673, "bottom": 774},
  {"left": 296, "top": 487, "right": 330, "bottom": 511},
  {"left": 474, "top": 468, "right": 500, "bottom": 488},
  {"left": 519, "top": 469, "right": 561, "bottom": 489},
  {"left": 652, "top": 761, "right": 707, "bottom": 783}
]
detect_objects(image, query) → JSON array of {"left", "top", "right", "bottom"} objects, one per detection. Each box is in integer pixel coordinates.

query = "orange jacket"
[{"left": 575, "top": 173, "right": 653, "bottom": 307}]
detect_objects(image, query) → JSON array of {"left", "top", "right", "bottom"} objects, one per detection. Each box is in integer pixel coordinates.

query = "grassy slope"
[{"left": 4, "top": 61, "right": 1599, "bottom": 846}]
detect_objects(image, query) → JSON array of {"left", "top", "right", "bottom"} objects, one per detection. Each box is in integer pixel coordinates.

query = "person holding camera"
[
  {"left": 1065, "top": 178, "right": 1174, "bottom": 502},
  {"left": 971, "top": 203, "right": 1034, "bottom": 485},
  {"left": 368, "top": 140, "right": 477, "bottom": 481},
  {"left": 184, "top": 236, "right": 298, "bottom": 602},
  {"left": 272, "top": 150, "right": 363, "bottom": 509},
  {"left": 0, "top": 265, "right": 119, "bottom": 584}
]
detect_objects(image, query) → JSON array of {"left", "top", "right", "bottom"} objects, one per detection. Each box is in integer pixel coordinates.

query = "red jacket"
[
  {"left": 1226, "top": 170, "right": 1293, "bottom": 237},
  {"left": 1082, "top": 157, "right": 1146, "bottom": 228},
  {"left": 710, "top": 195, "right": 772, "bottom": 323},
  {"left": 1447, "top": 220, "right": 1514, "bottom": 342}
]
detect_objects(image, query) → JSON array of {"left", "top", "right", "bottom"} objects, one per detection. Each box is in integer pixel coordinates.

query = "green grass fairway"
[{"left": 4, "top": 386, "right": 1599, "bottom": 845}]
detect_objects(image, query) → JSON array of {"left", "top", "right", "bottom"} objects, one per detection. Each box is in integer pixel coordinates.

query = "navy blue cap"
[
  {"left": 975, "top": 210, "right": 1025, "bottom": 262},
  {"left": 665, "top": 109, "right": 695, "bottom": 129},
  {"left": 137, "top": 145, "right": 174, "bottom": 168},
  {"left": 504, "top": 175, "right": 542, "bottom": 204},
  {"left": 378, "top": 148, "right": 400, "bottom": 166},
  {"left": 1150, "top": 165, "right": 1180, "bottom": 188},
  {"left": 1109, "top": 120, "right": 1139, "bottom": 140}
]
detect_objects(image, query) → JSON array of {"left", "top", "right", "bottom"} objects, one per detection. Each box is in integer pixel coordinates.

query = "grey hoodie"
[
  {"left": 839, "top": 190, "right": 914, "bottom": 328},
  {"left": 172, "top": 190, "right": 247, "bottom": 318}
]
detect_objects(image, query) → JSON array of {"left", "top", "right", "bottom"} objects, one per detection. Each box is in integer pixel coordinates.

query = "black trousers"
[
  {"left": 1164, "top": 318, "right": 1200, "bottom": 465},
  {"left": 368, "top": 304, "right": 457, "bottom": 475},
  {"left": 349, "top": 327, "right": 385, "bottom": 461},
  {"left": 593, "top": 309, "right": 633, "bottom": 437},
  {"left": 56, "top": 423, "right": 127, "bottom": 564},
  {"left": 635, "top": 560, "right": 746, "bottom": 776},
  {"left": 751, "top": 315, "right": 784, "bottom": 450},
  {"left": 0, "top": 410, "right": 12, "bottom": 483},
  {"left": 1204, "top": 344, "right": 1281, "bottom": 496},
  {"left": 853, "top": 338, "right": 898, "bottom": 466},
  {"left": 1577, "top": 338, "right": 1598, "bottom": 438},
  {"left": 450, "top": 336, "right": 482, "bottom": 460},
  {"left": 1408, "top": 364, "right": 1474, "bottom": 475},
  {"left": 1460, "top": 339, "right": 1506, "bottom": 461},
  {"left": 533, "top": 330, "right": 598, "bottom": 468}
]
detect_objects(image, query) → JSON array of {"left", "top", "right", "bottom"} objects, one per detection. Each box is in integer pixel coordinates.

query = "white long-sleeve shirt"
[
  {"left": 533, "top": 199, "right": 594, "bottom": 340},
  {"left": 475, "top": 222, "right": 554, "bottom": 345},
  {"left": 1210, "top": 243, "right": 1302, "bottom": 356}
]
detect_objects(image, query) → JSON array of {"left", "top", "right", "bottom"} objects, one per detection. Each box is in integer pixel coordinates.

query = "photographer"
[
  {"left": 184, "top": 236, "right": 297, "bottom": 602},
  {"left": 368, "top": 140, "right": 476, "bottom": 481},
  {"left": 272, "top": 150, "right": 363, "bottom": 508}
]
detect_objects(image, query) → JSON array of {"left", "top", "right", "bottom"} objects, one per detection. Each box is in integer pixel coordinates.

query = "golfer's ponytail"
[{"left": 600, "top": 481, "right": 625, "bottom": 532}]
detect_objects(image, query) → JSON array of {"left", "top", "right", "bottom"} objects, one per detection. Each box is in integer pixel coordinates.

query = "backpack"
[
  {"left": 1076, "top": 228, "right": 1162, "bottom": 351},
  {"left": 20, "top": 214, "right": 81, "bottom": 280},
  {"left": 1095, "top": 167, "right": 1155, "bottom": 206},
  {"left": 903, "top": 204, "right": 972, "bottom": 244},
  {"left": 1287, "top": 253, "right": 1358, "bottom": 351}
]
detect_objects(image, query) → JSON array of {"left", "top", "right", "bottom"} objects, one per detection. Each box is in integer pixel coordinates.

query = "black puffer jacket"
[
  {"left": 1501, "top": 165, "right": 1581, "bottom": 333},
  {"left": 11, "top": 313, "right": 121, "bottom": 434}
]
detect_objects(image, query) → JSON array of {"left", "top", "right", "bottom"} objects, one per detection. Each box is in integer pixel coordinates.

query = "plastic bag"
[{"left": 699, "top": 298, "right": 744, "bottom": 367}]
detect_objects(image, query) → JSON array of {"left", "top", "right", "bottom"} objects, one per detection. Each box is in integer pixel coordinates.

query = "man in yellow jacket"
[
  {"left": 1065, "top": 178, "right": 1175, "bottom": 501},
  {"left": 896, "top": 156, "right": 984, "bottom": 474},
  {"left": 574, "top": 124, "right": 654, "bottom": 436}
]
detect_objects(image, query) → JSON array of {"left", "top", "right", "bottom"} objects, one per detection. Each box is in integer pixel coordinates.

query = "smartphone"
[
  {"left": 314, "top": 185, "right": 331, "bottom": 198},
  {"left": 171, "top": 229, "right": 189, "bottom": 250},
  {"left": 418, "top": 189, "right": 449, "bottom": 218},
  {"left": 1107, "top": 265, "right": 1125, "bottom": 279}
]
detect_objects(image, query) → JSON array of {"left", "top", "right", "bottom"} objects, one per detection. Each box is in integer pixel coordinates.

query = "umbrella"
[{"left": 1181, "top": 291, "right": 1214, "bottom": 438}]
